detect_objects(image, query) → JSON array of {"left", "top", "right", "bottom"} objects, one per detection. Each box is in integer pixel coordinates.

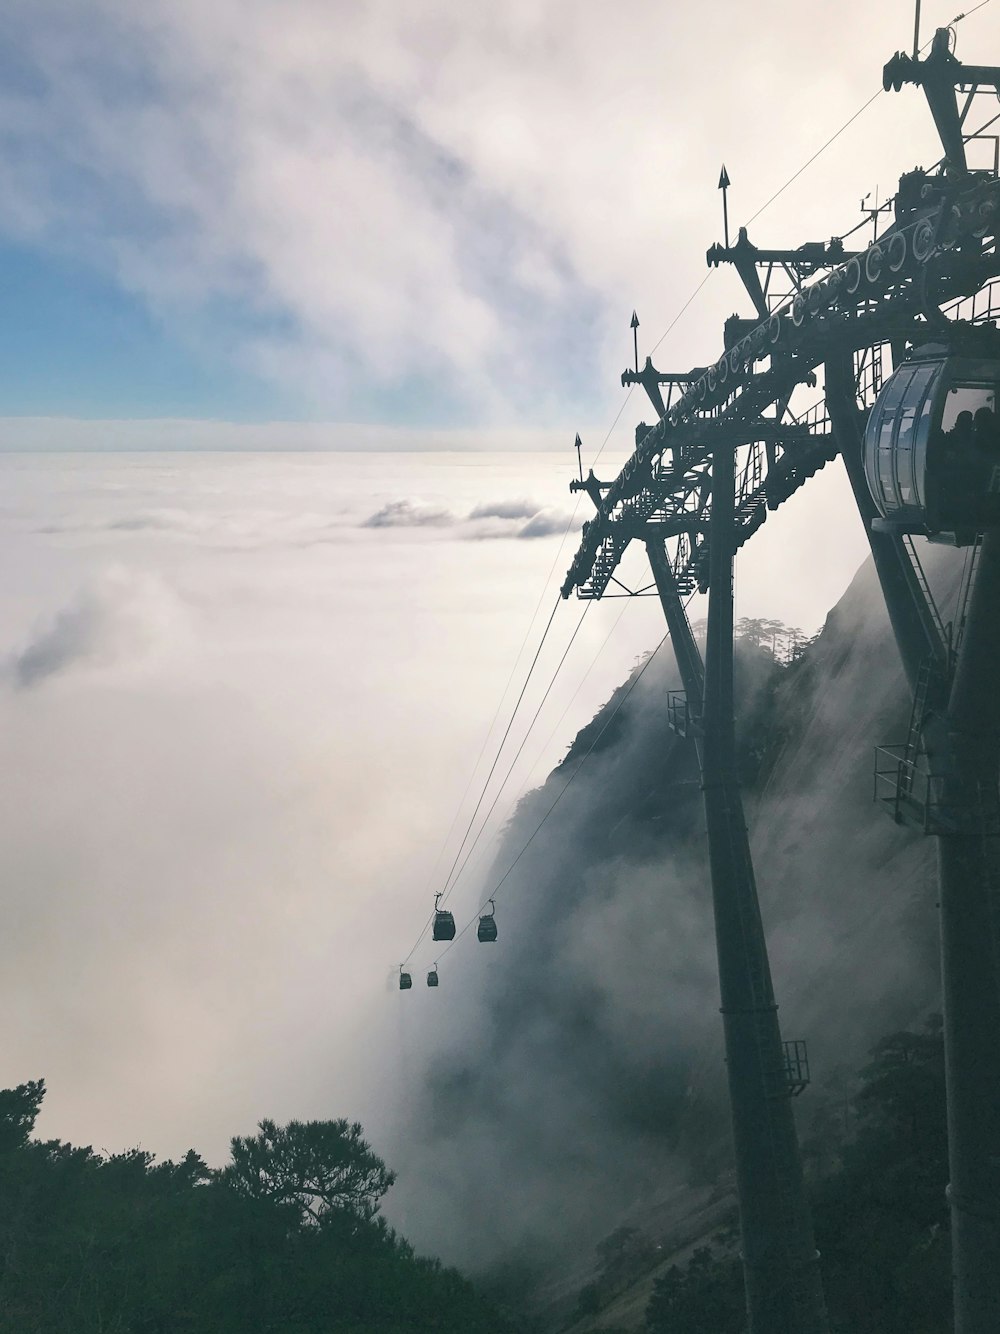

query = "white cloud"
[
  {"left": 0, "top": 0, "right": 970, "bottom": 420},
  {"left": 361, "top": 499, "right": 455, "bottom": 529},
  {"left": 360, "top": 494, "right": 581, "bottom": 539},
  {"left": 0, "top": 448, "right": 871, "bottom": 1172},
  {"left": 0, "top": 451, "right": 643, "bottom": 1162},
  {"left": 8, "top": 567, "right": 183, "bottom": 687},
  {"left": 468, "top": 499, "right": 539, "bottom": 521}
]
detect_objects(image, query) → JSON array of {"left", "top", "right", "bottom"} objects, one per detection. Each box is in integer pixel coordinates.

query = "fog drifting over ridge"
[{"left": 386, "top": 549, "right": 959, "bottom": 1275}]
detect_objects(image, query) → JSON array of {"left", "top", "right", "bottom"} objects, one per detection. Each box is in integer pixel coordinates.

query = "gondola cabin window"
[{"left": 863, "top": 350, "right": 1000, "bottom": 541}]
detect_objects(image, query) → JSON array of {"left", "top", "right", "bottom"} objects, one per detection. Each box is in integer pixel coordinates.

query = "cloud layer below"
[
  {"left": 0, "top": 447, "right": 870, "bottom": 1180},
  {"left": 8, "top": 567, "right": 182, "bottom": 688},
  {"left": 361, "top": 496, "right": 578, "bottom": 539}
]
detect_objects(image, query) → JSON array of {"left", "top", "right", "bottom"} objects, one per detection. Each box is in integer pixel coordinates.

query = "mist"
[
  {"left": 383, "top": 544, "right": 963, "bottom": 1284},
  {"left": 0, "top": 446, "right": 939, "bottom": 1295}
]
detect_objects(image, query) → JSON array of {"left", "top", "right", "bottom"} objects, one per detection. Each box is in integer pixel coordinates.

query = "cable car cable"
[
  {"left": 397, "top": 273, "right": 716, "bottom": 968},
  {"left": 426, "top": 386, "right": 644, "bottom": 910},
  {"left": 418, "top": 538, "right": 583, "bottom": 902},
  {"left": 949, "top": 1, "right": 994, "bottom": 25},
  {"left": 440, "top": 600, "right": 594, "bottom": 904},
  {"left": 744, "top": 1, "right": 994, "bottom": 235},
  {"left": 434, "top": 628, "right": 671, "bottom": 962},
  {"left": 436, "top": 596, "right": 562, "bottom": 904},
  {"left": 416, "top": 399, "right": 637, "bottom": 917},
  {"left": 743, "top": 89, "right": 885, "bottom": 231},
  {"left": 649, "top": 272, "right": 715, "bottom": 359},
  {"left": 448, "top": 597, "right": 634, "bottom": 900},
  {"left": 408, "top": 412, "right": 627, "bottom": 956},
  {"left": 430, "top": 384, "right": 660, "bottom": 908},
  {"left": 401, "top": 906, "right": 439, "bottom": 969}
]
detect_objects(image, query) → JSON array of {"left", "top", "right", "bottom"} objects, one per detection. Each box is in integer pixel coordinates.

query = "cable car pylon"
[
  {"left": 396, "top": 17, "right": 999, "bottom": 1328},
  {"left": 556, "top": 21, "right": 1000, "bottom": 1331},
  {"left": 829, "top": 324, "right": 1000, "bottom": 1331},
  {"left": 646, "top": 484, "right": 828, "bottom": 1333}
]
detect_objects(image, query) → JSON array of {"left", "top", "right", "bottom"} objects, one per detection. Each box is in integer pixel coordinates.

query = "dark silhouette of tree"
[
  {"left": 573, "top": 1224, "right": 660, "bottom": 1319},
  {"left": 0, "top": 1079, "right": 44, "bottom": 1152},
  {"left": 735, "top": 616, "right": 770, "bottom": 648},
  {"left": 645, "top": 1017, "right": 950, "bottom": 1334},
  {"left": 0, "top": 1086, "right": 524, "bottom": 1333},
  {"left": 222, "top": 1116, "right": 395, "bottom": 1226},
  {"left": 735, "top": 617, "right": 817, "bottom": 664},
  {"left": 645, "top": 1244, "right": 744, "bottom": 1333},
  {"left": 812, "top": 1015, "right": 948, "bottom": 1333}
]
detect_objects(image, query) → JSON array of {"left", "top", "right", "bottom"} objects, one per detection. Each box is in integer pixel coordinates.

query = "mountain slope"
[{"left": 387, "top": 548, "right": 962, "bottom": 1326}]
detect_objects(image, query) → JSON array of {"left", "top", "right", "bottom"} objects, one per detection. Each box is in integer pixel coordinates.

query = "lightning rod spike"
[{"left": 718, "top": 164, "right": 731, "bottom": 250}]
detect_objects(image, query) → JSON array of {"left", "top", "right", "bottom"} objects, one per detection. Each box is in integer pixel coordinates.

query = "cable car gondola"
[
  {"left": 863, "top": 339, "right": 1000, "bottom": 543},
  {"left": 432, "top": 892, "right": 456, "bottom": 942},
  {"left": 477, "top": 900, "right": 498, "bottom": 943},
  {"left": 427, "top": 965, "right": 439, "bottom": 987},
  {"left": 398, "top": 967, "right": 412, "bottom": 991}
]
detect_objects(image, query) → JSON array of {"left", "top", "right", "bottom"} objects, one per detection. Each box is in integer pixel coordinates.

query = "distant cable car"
[
  {"left": 863, "top": 340, "right": 1000, "bottom": 542},
  {"left": 477, "top": 900, "right": 498, "bottom": 943},
  {"left": 432, "top": 892, "right": 456, "bottom": 942},
  {"left": 427, "top": 965, "right": 439, "bottom": 987},
  {"left": 399, "top": 967, "right": 412, "bottom": 991}
]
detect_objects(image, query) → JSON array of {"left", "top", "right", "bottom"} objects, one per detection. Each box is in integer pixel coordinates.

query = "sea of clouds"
[{"left": 0, "top": 448, "right": 867, "bottom": 1174}]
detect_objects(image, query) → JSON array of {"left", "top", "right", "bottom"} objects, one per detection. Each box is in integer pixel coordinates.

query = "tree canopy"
[
  {"left": 223, "top": 1117, "right": 395, "bottom": 1226},
  {"left": 643, "top": 1016, "right": 950, "bottom": 1334},
  {"left": 0, "top": 1085, "right": 524, "bottom": 1333}
]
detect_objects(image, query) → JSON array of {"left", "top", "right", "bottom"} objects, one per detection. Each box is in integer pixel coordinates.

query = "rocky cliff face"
[{"left": 387, "top": 547, "right": 963, "bottom": 1315}]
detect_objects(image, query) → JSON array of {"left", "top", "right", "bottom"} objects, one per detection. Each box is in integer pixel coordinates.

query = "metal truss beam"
[{"left": 562, "top": 174, "right": 1000, "bottom": 603}]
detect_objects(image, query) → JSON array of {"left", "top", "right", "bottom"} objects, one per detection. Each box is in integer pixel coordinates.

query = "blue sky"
[
  {"left": 0, "top": 239, "right": 289, "bottom": 418},
  {"left": 0, "top": 0, "right": 991, "bottom": 438}
]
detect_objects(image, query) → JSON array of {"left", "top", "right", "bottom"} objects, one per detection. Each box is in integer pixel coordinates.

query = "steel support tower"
[
  {"left": 646, "top": 450, "right": 829, "bottom": 1330},
  {"left": 829, "top": 355, "right": 1000, "bottom": 1331},
  {"left": 557, "top": 27, "right": 1000, "bottom": 1331}
]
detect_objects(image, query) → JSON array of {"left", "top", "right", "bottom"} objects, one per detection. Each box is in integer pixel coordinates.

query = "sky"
[
  {"left": 0, "top": 0, "right": 995, "bottom": 1212},
  {"left": 0, "top": 0, "right": 995, "bottom": 438}
]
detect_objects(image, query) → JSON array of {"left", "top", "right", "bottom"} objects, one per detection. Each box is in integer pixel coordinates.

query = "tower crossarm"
[
  {"left": 620, "top": 359, "right": 701, "bottom": 417},
  {"left": 884, "top": 28, "right": 1000, "bottom": 175},
  {"left": 707, "top": 228, "right": 855, "bottom": 318},
  {"left": 562, "top": 173, "right": 1000, "bottom": 601},
  {"left": 562, "top": 415, "right": 837, "bottom": 600}
]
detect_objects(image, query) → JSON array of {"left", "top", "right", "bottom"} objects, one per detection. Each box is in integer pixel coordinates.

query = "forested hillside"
[{"left": 390, "top": 550, "right": 964, "bottom": 1328}]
